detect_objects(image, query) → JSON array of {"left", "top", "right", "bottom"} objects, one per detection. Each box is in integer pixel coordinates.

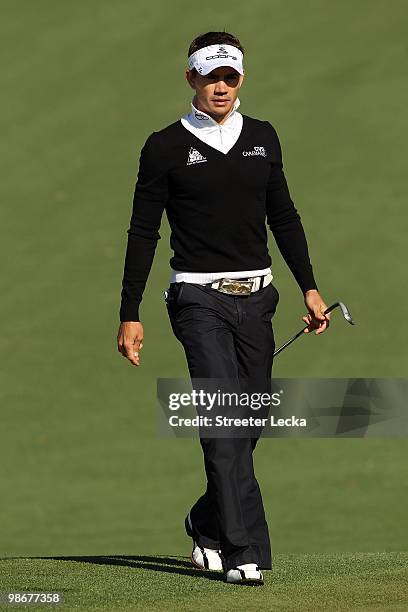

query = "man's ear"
[
  {"left": 239, "top": 74, "right": 245, "bottom": 88},
  {"left": 185, "top": 69, "right": 196, "bottom": 90}
]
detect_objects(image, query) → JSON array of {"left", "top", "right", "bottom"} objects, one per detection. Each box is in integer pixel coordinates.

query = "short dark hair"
[{"left": 187, "top": 31, "right": 244, "bottom": 75}]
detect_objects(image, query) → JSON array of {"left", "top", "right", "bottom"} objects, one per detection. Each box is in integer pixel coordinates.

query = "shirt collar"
[{"left": 187, "top": 96, "right": 241, "bottom": 130}]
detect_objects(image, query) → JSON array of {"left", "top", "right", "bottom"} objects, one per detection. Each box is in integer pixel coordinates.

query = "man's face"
[{"left": 186, "top": 66, "right": 244, "bottom": 122}]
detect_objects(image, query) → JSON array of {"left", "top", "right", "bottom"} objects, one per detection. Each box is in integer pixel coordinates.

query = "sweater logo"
[
  {"left": 242, "top": 146, "right": 267, "bottom": 157},
  {"left": 187, "top": 147, "right": 207, "bottom": 165}
]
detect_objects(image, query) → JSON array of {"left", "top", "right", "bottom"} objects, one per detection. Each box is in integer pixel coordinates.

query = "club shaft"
[{"left": 273, "top": 327, "right": 307, "bottom": 357}]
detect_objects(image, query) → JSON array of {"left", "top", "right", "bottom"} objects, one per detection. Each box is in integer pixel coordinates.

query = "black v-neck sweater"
[{"left": 120, "top": 115, "right": 318, "bottom": 322}]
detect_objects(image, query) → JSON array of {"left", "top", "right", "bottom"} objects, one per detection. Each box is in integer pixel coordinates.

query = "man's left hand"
[{"left": 302, "top": 289, "right": 330, "bottom": 335}]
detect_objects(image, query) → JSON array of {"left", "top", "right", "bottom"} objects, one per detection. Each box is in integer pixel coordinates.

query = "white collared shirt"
[
  {"left": 180, "top": 96, "right": 243, "bottom": 154},
  {"left": 170, "top": 97, "right": 271, "bottom": 284}
]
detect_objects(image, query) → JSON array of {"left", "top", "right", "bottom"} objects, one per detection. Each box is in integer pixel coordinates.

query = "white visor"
[{"left": 188, "top": 44, "right": 244, "bottom": 76}]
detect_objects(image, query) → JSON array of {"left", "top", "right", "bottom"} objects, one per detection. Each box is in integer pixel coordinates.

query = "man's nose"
[{"left": 214, "top": 80, "right": 228, "bottom": 93}]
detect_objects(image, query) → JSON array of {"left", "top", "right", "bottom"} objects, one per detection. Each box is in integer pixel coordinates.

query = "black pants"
[{"left": 165, "top": 280, "right": 279, "bottom": 571}]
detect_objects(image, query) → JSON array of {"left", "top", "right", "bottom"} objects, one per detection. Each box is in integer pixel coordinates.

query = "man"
[{"left": 117, "top": 31, "right": 330, "bottom": 585}]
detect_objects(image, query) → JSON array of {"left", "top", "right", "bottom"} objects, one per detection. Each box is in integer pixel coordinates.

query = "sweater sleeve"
[
  {"left": 119, "top": 133, "right": 168, "bottom": 322},
  {"left": 265, "top": 123, "right": 318, "bottom": 294}
]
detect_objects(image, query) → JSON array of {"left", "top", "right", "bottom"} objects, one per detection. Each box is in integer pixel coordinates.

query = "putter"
[{"left": 273, "top": 301, "right": 355, "bottom": 357}]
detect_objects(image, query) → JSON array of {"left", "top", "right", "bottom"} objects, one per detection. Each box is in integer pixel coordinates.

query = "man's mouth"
[{"left": 212, "top": 99, "right": 229, "bottom": 105}]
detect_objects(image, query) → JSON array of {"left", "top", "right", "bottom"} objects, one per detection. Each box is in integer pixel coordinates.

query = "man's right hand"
[{"left": 117, "top": 322, "right": 144, "bottom": 366}]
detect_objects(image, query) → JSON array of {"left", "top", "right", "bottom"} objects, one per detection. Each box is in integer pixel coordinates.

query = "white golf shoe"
[
  {"left": 191, "top": 541, "right": 223, "bottom": 571},
  {"left": 226, "top": 563, "right": 264, "bottom": 585}
]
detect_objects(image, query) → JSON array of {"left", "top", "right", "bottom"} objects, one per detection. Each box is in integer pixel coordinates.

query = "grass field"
[
  {"left": 1, "top": 0, "right": 407, "bottom": 609},
  {"left": 1, "top": 553, "right": 408, "bottom": 611}
]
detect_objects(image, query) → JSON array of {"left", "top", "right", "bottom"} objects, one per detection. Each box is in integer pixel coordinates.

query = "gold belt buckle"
[{"left": 217, "top": 278, "right": 254, "bottom": 295}]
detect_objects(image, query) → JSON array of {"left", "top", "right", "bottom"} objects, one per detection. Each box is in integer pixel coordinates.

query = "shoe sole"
[{"left": 190, "top": 552, "right": 206, "bottom": 570}]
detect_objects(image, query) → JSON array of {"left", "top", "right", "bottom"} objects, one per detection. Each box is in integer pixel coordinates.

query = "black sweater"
[{"left": 120, "top": 115, "right": 318, "bottom": 322}]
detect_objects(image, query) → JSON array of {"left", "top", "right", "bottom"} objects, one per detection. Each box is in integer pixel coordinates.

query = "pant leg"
[
  {"left": 229, "top": 281, "right": 280, "bottom": 570},
  {"left": 166, "top": 282, "right": 239, "bottom": 551}
]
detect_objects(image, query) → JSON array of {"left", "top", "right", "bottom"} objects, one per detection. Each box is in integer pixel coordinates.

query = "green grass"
[
  {"left": 1, "top": 0, "right": 407, "bottom": 609},
  {"left": 1, "top": 553, "right": 408, "bottom": 611}
]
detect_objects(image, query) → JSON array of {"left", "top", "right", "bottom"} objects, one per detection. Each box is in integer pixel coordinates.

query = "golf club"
[{"left": 273, "top": 301, "right": 355, "bottom": 357}]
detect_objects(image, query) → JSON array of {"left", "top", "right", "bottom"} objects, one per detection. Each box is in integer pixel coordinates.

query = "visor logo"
[{"left": 205, "top": 54, "right": 238, "bottom": 60}]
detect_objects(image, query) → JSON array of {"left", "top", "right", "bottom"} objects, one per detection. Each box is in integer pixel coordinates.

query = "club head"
[{"left": 325, "top": 302, "right": 355, "bottom": 325}]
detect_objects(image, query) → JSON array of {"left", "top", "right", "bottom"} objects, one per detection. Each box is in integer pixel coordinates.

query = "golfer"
[{"left": 117, "top": 31, "right": 330, "bottom": 585}]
